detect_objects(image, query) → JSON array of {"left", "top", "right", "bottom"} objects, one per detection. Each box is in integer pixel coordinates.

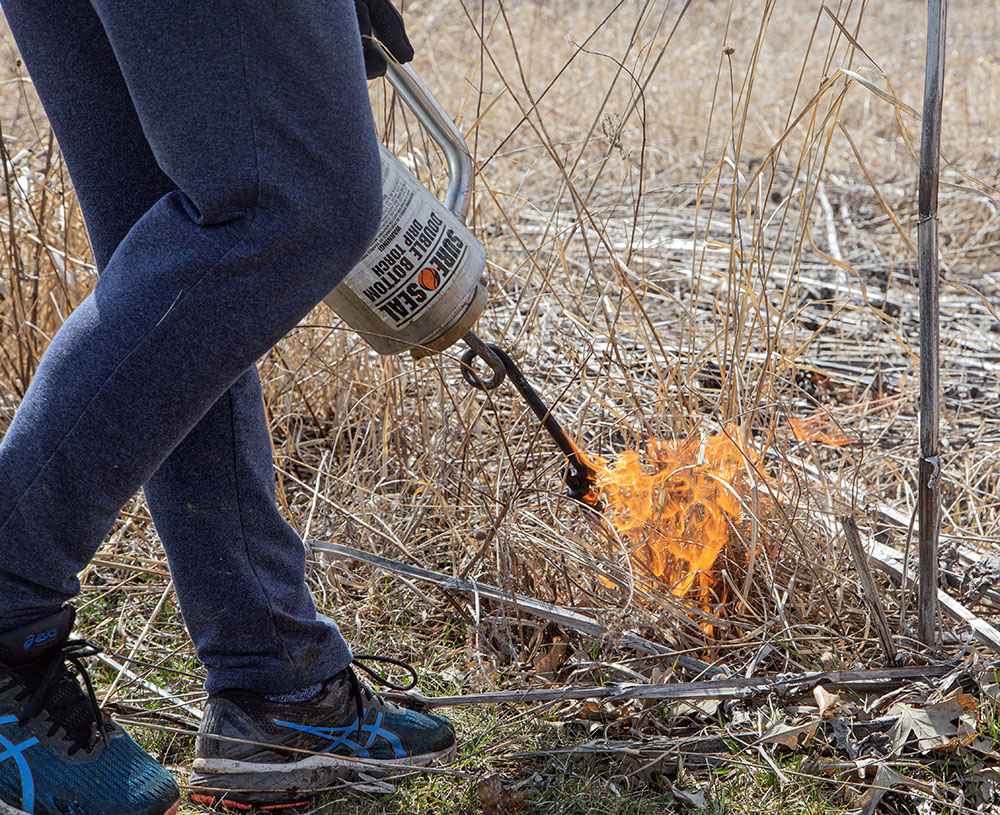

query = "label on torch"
[{"left": 342, "top": 146, "right": 473, "bottom": 330}]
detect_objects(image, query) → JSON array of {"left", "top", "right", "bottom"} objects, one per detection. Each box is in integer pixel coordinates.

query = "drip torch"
[{"left": 322, "top": 54, "right": 597, "bottom": 501}]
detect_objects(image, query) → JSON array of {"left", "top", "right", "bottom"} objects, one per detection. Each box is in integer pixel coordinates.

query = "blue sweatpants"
[{"left": 0, "top": 0, "right": 379, "bottom": 695}]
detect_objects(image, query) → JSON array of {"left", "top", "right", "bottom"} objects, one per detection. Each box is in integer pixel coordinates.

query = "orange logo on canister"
[{"left": 418, "top": 267, "right": 440, "bottom": 291}]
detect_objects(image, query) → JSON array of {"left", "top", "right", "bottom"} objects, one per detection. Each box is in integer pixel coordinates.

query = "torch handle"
[{"left": 383, "top": 59, "right": 475, "bottom": 223}]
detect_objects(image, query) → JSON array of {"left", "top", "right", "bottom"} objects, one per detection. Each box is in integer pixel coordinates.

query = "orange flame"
[
  {"left": 584, "top": 427, "right": 750, "bottom": 603},
  {"left": 788, "top": 408, "right": 852, "bottom": 447}
]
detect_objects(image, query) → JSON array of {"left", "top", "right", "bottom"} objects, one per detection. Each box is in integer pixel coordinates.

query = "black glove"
[{"left": 354, "top": 0, "right": 414, "bottom": 79}]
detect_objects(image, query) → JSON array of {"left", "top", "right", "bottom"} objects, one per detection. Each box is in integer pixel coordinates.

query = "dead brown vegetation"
[{"left": 2, "top": 1, "right": 1000, "bottom": 812}]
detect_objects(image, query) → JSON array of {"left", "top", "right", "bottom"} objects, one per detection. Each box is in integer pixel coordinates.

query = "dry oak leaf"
[{"left": 887, "top": 689, "right": 978, "bottom": 755}]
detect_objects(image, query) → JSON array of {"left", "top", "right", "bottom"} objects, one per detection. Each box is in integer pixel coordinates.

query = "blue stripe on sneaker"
[
  {"left": 273, "top": 713, "right": 407, "bottom": 759},
  {"left": 0, "top": 714, "right": 39, "bottom": 813},
  {"left": 273, "top": 717, "right": 370, "bottom": 758},
  {"left": 371, "top": 711, "right": 406, "bottom": 759}
]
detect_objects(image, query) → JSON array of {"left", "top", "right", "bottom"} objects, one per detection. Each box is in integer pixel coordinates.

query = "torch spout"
[{"left": 461, "top": 332, "right": 599, "bottom": 503}]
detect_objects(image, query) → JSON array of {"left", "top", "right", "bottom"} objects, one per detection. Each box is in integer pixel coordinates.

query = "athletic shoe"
[
  {"left": 0, "top": 606, "right": 180, "bottom": 815},
  {"left": 189, "top": 663, "right": 456, "bottom": 809}
]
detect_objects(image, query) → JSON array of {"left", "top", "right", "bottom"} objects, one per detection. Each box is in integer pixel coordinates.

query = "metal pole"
[{"left": 917, "top": 0, "right": 947, "bottom": 646}]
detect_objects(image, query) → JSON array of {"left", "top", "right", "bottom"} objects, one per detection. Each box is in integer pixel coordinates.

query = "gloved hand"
[{"left": 354, "top": 0, "right": 414, "bottom": 79}]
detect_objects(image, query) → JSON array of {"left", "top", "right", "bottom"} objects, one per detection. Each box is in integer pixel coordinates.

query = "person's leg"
[
  {"left": 0, "top": 6, "right": 455, "bottom": 809},
  {"left": 144, "top": 372, "right": 351, "bottom": 694},
  {"left": 0, "top": 0, "right": 352, "bottom": 696},
  {"left": 0, "top": 0, "right": 380, "bottom": 702}
]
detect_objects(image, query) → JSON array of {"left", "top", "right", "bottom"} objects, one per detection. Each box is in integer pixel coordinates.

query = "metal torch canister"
[{"left": 323, "top": 57, "right": 487, "bottom": 357}]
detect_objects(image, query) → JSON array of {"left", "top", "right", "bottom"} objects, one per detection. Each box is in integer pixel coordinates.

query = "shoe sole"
[
  {"left": 188, "top": 744, "right": 456, "bottom": 809},
  {"left": 0, "top": 799, "right": 179, "bottom": 815}
]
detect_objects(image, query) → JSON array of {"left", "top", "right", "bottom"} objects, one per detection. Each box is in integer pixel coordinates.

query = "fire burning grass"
[
  {"left": 788, "top": 408, "right": 854, "bottom": 447},
  {"left": 583, "top": 427, "right": 757, "bottom": 607}
]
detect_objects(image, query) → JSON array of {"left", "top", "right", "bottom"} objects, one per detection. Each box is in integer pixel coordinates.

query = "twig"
[
  {"left": 95, "top": 652, "right": 204, "bottom": 721},
  {"left": 867, "top": 540, "right": 1000, "bottom": 654},
  {"left": 840, "top": 515, "right": 898, "bottom": 666},
  {"left": 309, "top": 539, "right": 719, "bottom": 676},
  {"left": 398, "top": 665, "right": 956, "bottom": 709}
]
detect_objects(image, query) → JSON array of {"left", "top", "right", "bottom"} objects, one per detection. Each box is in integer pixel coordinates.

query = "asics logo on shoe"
[
  {"left": 23, "top": 628, "right": 58, "bottom": 650},
  {"left": 272, "top": 713, "right": 406, "bottom": 759}
]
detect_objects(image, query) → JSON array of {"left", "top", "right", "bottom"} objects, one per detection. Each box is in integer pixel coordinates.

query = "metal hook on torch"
[{"left": 460, "top": 331, "right": 599, "bottom": 504}]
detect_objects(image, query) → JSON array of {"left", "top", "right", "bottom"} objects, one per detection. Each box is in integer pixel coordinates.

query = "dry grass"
[{"left": 3, "top": 1, "right": 1000, "bottom": 812}]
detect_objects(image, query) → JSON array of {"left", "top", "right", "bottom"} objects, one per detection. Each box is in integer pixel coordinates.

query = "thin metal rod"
[
  {"left": 396, "top": 664, "right": 956, "bottom": 709},
  {"left": 459, "top": 339, "right": 598, "bottom": 499},
  {"left": 461, "top": 330, "right": 506, "bottom": 389},
  {"left": 310, "top": 539, "right": 714, "bottom": 675},
  {"left": 917, "top": 0, "right": 947, "bottom": 646}
]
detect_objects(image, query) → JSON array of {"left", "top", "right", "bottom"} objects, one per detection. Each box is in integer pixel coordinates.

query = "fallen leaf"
[
  {"left": 670, "top": 782, "right": 708, "bottom": 810},
  {"left": 971, "top": 737, "right": 1000, "bottom": 759},
  {"left": 476, "top": 774, "right": 529, "bottom": 815},
  {"left": 478, "top": 775, "right": 503, "bottom": 815},
  {"left": 968, "top": 765, "right": 1000, "bottom": 807},
  {"left": 830, "top": 717, "right": 858, "bottom": 759},
  {"left": 887, "top": 690, "right": 979, "bottom": 754},
  {"left": 759, "top": 719, "right": 821, "bottom": 749},
  {"left": 813, "top": 685, "right": 841, "bottom": 717},
  {"left": 975, "top": 667, "right": 1000, "bottom": 703},
  {"left": 730, "top": 707, "right": 752, "bottom": 728},
  {"left": 849, "top": 764, "right": 937, "bottom": 815},
  {"left": 675, "top": 699, "right": 721, "bottom": 718},
  {"left": 532, "top": 639, "right": 567, "bottom": 679},
  {"left": 575, "top": 699, "right": 619, "bottom": 722}
]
